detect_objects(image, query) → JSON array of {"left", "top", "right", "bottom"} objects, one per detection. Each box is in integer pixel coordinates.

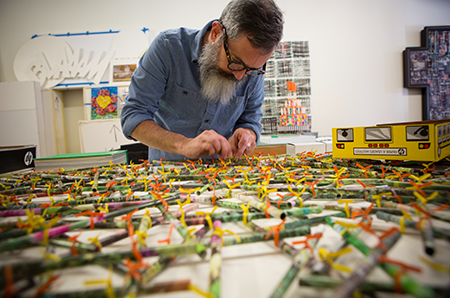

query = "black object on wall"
[{"left": 403, "top": 26, "right": 450, "bottom": 121}]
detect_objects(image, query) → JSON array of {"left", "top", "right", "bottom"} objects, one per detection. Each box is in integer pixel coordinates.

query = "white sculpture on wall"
[{"left": 13, "top": 28, "right": 150, "bottom": 89}]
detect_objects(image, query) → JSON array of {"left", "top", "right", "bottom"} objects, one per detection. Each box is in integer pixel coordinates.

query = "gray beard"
[{"left": 198, "top": 39, "right": 243, "bottom": 105}]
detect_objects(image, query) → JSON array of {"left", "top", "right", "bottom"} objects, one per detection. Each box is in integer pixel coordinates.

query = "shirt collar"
[{"left": 192, "top": 19, "right": 217, "bottom": 64}]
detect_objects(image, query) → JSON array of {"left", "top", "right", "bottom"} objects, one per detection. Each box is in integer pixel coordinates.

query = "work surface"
[{"left": 0, "top": 153, "right": 449, "bottom": 298}]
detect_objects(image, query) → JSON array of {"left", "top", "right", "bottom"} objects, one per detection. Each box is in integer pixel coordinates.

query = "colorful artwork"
[
  {"left": 262, "top": 41, "right": 311, "bottom": 135},
  {"left": 404, "top": 26, "right": 450, "bottom": 120},
  {"left": 278, "top": 81, "right": 310, "bottom": 129},
  {"left": 0, "top": 153, "right": 449, "bottom": 297},
  {"left": 91, "top": 87, "right": 118, "bottom": 119},
  {"left": 113, "top": 63, "right": 136, "bottom": 82}
]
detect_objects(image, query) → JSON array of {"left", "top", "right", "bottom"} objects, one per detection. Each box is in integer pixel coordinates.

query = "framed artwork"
[
  {"left": 403, "top": 26, "right": 450, "bottom": 120},
  {"left": 109, "top": 59, "right": 137, "bottom": 84},
  {"left": 262, "top": 41, "right": 312, "bottom": 135},
  {"left": 90, "top": 86, "right": 118, "bottom": 119}
]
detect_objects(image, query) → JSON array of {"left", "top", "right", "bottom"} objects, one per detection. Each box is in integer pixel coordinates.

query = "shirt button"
[
  {"left": 183, "top": 91, "right": 188, "bottom": 95},
  {"left": 205, "top": 119, "right": 209, "bottom": 123}
]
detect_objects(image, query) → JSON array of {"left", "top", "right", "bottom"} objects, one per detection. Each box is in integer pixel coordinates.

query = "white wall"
[{"left": 1, "top": 0, "right": 449, "bottom": 137}]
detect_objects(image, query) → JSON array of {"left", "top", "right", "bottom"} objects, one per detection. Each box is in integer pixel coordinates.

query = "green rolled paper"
[
  {"left": 326, "top": 217, "right": 436, "bottom": 298},
  {"left": 207, "top": 226, "right": 311, "bottom": 247},
  {"left": 236, "top": 193, "right": 286, "bottom": 220},
  {"left": 0, "top": 242, "right": 206, "bottom": 287},
  {"left": 419, "top": 217, "right": 435, "bottom": 256},
  {"left": 299, "top": 275, "right": 450, "bottom": 296},
  {"left": 184, "top": 210, "right": 267, "bottom": 227},
  {"left": 136, "top": 213, "right": 151, "bottom": 250},
  {"left": 270, "top": 226, "right": 324, "bottom": 298},
  {"left": 209, "top": 220, "right": 223, "bottom": 298},
  {"left": 333, "top": 227, "right": 401, "bottom": 298},
  {"left": 156, "top": 204, "right": 190, "bottom": 240},
  {"left": 310, "top": 215, "right": 371, "bottom": 276},
  {"left": 140, "top": 222, "right": 212, "bottom": 286},
  {"left": 283, "top": 205, "right": 322, "bottom": 218},
  {"left": 376, "top": 211, "right": 450, "bottom": 242}
]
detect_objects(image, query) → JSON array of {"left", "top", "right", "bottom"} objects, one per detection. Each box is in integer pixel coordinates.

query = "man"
[{"left": 121, "top": 0, "right": 284, "bottom": 161}]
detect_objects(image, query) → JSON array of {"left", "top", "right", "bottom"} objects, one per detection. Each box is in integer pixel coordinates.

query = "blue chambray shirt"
[{"left": 121, "top": 20, "right": 264, "bottom": 161}]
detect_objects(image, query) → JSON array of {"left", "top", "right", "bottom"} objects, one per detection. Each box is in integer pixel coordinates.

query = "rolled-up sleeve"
[
  {"left": 233, "top": 75, "right": 265, "bottom": 144},
  {"left": 121, "top": 32, "right": 169, "bottom": 140}
]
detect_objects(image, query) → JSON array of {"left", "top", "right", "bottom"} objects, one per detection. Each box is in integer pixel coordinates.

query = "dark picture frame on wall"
[{"left": 403, "top": 26, "right": 450, "bottom": 120}]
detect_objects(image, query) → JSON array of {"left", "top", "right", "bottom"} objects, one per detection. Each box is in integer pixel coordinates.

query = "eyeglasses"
[{"left": 221, "top": 23, "right": 266, "bottom": 76}]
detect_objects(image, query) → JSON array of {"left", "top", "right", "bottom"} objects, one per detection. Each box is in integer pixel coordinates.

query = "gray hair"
[{"left": 219, "top": 0, "right": 284, "bottom": 54}]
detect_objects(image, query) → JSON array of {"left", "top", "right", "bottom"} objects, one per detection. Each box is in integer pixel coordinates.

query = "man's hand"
[
  {"left": 228, "top": 128, "right": 257, "bottom": 158},
  {"left": 131, "top": 121, "right": 232, "bottom": 159},
  {"left": 182, "top": 130, "right": 233, "bottom": 159}
]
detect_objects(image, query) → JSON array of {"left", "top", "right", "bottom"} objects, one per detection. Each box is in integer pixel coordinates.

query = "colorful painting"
[
  {"left": 113, "top": 63, "right": 136, "bottom": 82},
  {"left": 91, "top": 87, "right": 118, "bottom": 119},
  {"left": 262, "top": 41, "right": 312, "bottom": 135},
  {"left": 404, "top": 26, "right": 450, "bottom": 120}
]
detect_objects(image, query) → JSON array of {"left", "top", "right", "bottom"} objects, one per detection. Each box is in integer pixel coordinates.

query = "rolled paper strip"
[
  {"left": 184, "top": 211, "right": 267, "bottom": 227},
  {"left": 0, "top": 242, "right": 206, "bottom": 285},
  {"left": 326, "top": 217, "right": 436, "bottom": 298},
  {"left": 284, "top": 206, "right": 323, "bottom": 218},
  {"left": 215, "top": 200, "right": 247, "bottom": 210},
  {"left": 136, "top": 213, "right": 151, "bottom": 249},
  {"left": 270, "top": 225, "right": 324, "bottom": 298},
  {"left": 211, "top": 226, "right": 311, "bottom": 247},
  {"left": 170, "top": 203, "right": 200, "bottom": 218},
  {"left": 0, "top": 215, "right": 106, "bottom": 253},
  {"left": 333, "top": 230, "right": 401, "bottom": 298},
  {"left": 157, "top": 204, "right": 191, "bottom": 241},
  {"left": 419, "top": 217, "right": 435, "bottom": 256},
  {"left": 299, "top": 275, "right": 448, "bottom": 296},
  {"left": 237, "top": 193, "right": 286, "bottom": 220},
  {"left": 209, "top": 220, "right": 223, "bottom": 298},
  {"left": 376, "top": 211, "right": 450, "bottom": 241},
  {"left": 283, "top": 212, "right": 346, "bottom": 231}
]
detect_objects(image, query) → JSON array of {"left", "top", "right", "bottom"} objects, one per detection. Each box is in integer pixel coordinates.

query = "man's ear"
[{"left": 210, "top": 21, "right": 223, "bottom": 43}]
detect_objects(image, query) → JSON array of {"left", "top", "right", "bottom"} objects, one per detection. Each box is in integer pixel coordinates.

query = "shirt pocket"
[
  {"left": 161, "top": 82, "right": 200, "bottom": 120},
  {"left": 218, "top": 96, "right": 246, "bottom": 127}
]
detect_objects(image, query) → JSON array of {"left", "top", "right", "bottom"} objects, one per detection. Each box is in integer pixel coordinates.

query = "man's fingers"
[
  {"left": 245, "top": 142, "right": 254, "bottom": 155},
  {"left": 204, "top": 132, "right": 232, "bottom": 158},
  {"left": 218, "top": 137, "right": 232, "bottom": 158},
  {"left": 235, "top": 139, "right": 255, "bottom": 158},
  {"left": 234, "top": 143, "right": 248, "bottom": 158}
]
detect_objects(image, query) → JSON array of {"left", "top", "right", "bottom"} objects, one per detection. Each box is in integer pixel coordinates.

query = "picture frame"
[
  {"left": 83, "top": 86, "right": 129, "bottom": 120},
  {"left": 109, "top": 59, "right": 138, "bottom": 85},
  {"left": 261, "top": 41, "right": 312, "bottom": 135},
  {"left": 90, "top": 86, "right": 118, "bottom": 120},
  {"left": 403, "top": 26, "right": 450, "bottom": 120}
]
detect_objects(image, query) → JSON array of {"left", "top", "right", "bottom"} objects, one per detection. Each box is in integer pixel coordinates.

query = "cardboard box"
[
  {"left": 0, "top": 145, "right": 36, "bottom": 173},
  {"left": 250, "top": 144, "right": 286, "bottom": 156},
  {"left": 287, "top": 142, "right": 326, "bottom": 155},
  {"left": 260, "top": 134, "right": 316, "bottom": 145}
]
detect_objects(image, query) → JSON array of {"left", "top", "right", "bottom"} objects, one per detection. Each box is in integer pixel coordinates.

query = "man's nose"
[{"left": 233, "top": 70, "right": 246, "bottom": 80}]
